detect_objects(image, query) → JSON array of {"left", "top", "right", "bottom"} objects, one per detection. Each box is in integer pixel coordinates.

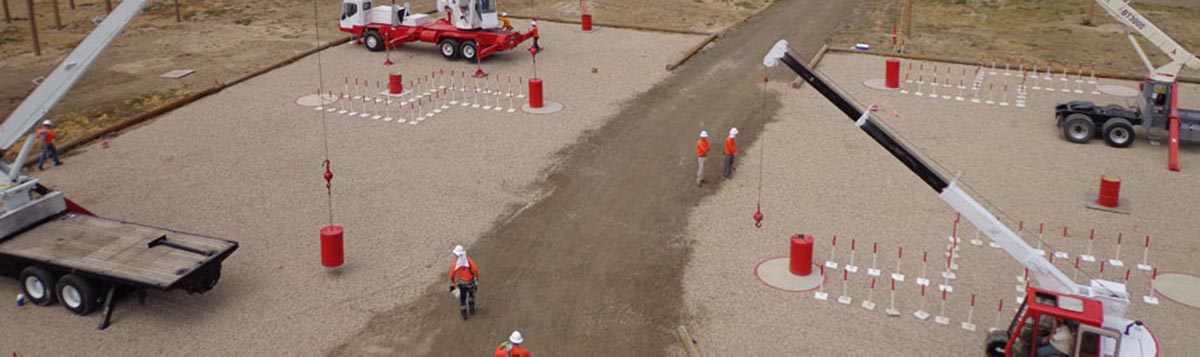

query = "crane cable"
[
  {"left": 753, "top": 66, "right": 769, "bottom": 228},
  {"left": 311, "top": 0, "right": 334, "bottom": 226}
]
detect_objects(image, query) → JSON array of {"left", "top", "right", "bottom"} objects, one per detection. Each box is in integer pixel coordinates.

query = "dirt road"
[{"left": 334, "top": 0, "right": 864, "bottom": 355}]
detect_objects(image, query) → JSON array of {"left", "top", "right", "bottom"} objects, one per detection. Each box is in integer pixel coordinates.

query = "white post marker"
[
  {"left": 989, "top": 55, "right": 998, "bottom": 75},
  {"left": 838, "top": 270, "right": 852, "bottom": 305},
  {"left": 944, "top": 66, "right": 953, "bottom": 88},
  {"left": 861, "top": 277, "right": 877, "bottom": 311},
  {"left": 930, "top": 76, "right": 940, "bottom": 98},
  {"left": 1089, "top": 64, "right": 1101, "bottom": 95},
  {"left": 1032, "top": 60, "right": 1042, "bottom": 90},
  {"left": 1143, "top": 268, "right": 1159, "bottom": 305},
  {"left": 361, "top": 97, "right": 372, "bottom": 118},
  {"left": 1109, "top": 233, "right": 1125, "bottom": 267},
  {"left": 935, "top": 290, "right": 951, "bottom": 326},
  {"left": 985, "top": 83, "right": 995, "bottom": 105},
  {"left": 1049, "top": 224, "right": 1067, "bottom": 259},
  {"left": 962, "top": 293, "right": 978, "bottom": 331},
  {"left": 1044, "top": 65, "right": 1055, "bottom": 92},
  {"left": 1099, "top": 261, "right": 1106, "bottom": 280},
  {"left": 886, "top": 278, "right": 901, "bottom": 316},
  {"left": 999, "top": 85, "right": 1010, "bottom": 106},
  {"left": 1004, "top": 57, "right": 1012, "bottom": 76},
  {"left": 1031, "top": 222, "right": 1046, "bottom": 257},
  {"left": 1060, "top": 66, "right": 1072, "bottom": 92},
  {"left": 338, "top": 92, "right": 348, "bottom": 114},
  {"left": 891, "top": 246, "right": 906, "bottom": 282},
  {"left": 327, "top": 91, "right": 339, "bottom": 112},
  {"left": 825, "top": 235, "right": 840, "bottom": 270},
  {"left": 955, "top": 79, "right": 965, "bottom": 101},
  {"left": 915, "top": 76, "right": 924, "bottom": 97},
  {"left": 868, "top": 242, "right": 882, "bottom": 277},
  {"left": 970, "top": 226, "right": 983, "bottom": 246},
  {"left": 814, "top": 266, "right": 830, "bottom": 301},
  {"left": 914, "top": 284, "right": 931, "bottom": 321},
  {"left": 1016, "top": 268, "right": 1029, "bottom": 293},
  {"left": 383, "top": 97, "right": 392, "bottom": 122},
  {"left": 989, "top": 298, "right": 1005, "bottom": 332},
  {"left": 916, "top": 251, "right": 930, "bottom": 287},
  {"left": 507, "top": 76, "right": 517, "bottom": 113},
  {"left": 1138, "top": 235, "right": 1153, "bottom": 271},
  {"left": 845, "top": 239, "right": 859, "bottom": 273},
  {"left": 1081, "top": 229, "right": 1097, "bottom": 263},
  {"left": 1073, "top": 256, "right": 1081, "bottom": 282}
]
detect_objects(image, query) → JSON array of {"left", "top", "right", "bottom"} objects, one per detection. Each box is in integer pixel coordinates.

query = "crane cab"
[
  {"left": 985, "top": 288, "right": 1136, "bottom": 357},
  {"left": 437, "top": 0, "right": 500, "bottom": 30}
]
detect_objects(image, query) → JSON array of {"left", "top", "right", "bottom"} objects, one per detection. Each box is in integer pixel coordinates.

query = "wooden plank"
[{"left": 677, "top": 325, "right": 700, "bottom": 357}]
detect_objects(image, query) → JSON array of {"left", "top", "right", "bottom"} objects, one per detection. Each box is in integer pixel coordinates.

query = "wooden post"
[
  {"left": 51, "top": 0, "right": 61, "bottom": 30},
  {"left": 104, "top": 0, "right": 112, "bottom": 13},
  {"left": 69, "top": 0, "right": 74, "bottom": 10},
  {"left": 905, "top": 0, "right": 913, "bottom": 42},
  {"left": 3, "top": 0, "right": 10, "bottom": 24},
  {"left": 26, "top": 0, "right": 39, "bottom": 56},
  {"left": 174, "top": 0, "right": 181, "bottom": 22}
]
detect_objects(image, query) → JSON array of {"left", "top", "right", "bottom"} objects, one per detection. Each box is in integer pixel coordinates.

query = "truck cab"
[{"left": 985, "top": 288, "right": 1126, "bottom": 357}]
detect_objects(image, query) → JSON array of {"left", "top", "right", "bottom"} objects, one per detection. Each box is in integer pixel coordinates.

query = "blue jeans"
[
  {"left": 1037, "top": 343, "right": 1066, "bottom": 357},
  {"left": 38, "top": 144, "right": 61, "bottom": 170}
]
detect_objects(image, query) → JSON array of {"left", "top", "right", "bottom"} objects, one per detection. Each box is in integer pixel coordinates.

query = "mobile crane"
[
  {"left": 1055, "top": 0, "right": 1200, "bottom": 153},
  {"left": 0, "top": 0, "right": 238, "bottom": 330},
  {"left": 338, "top": 0, "right": 535, "bottom": 61},
  {"left": 763, "top": 40, "right": 1157, "bottom": 356}
]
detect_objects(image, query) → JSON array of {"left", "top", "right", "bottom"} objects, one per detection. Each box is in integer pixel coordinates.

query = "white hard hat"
[
  {"left": 453, "top": 245, "right": 466, "bottom": 256},
  {"left": 699, "top": 130, "right": 708, "bottom": 138},
  {"left": 42, "top": 120, "right": 51, "bottom": 126},
  {"left": 509, "top": 330, "right": 524, "bottom": 344},
  {"left": 530, "top": 20, "right": 537, "bottom": 26},
  {"left": 729, "top": 127, "right": 739, "bottom": 137},
  {"left": 501, "top": 12, "right": 507, "bottom": 17}
]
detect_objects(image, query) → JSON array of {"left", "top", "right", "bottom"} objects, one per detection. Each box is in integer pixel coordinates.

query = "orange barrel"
[
  {"left": 789, "top": 234, "right": 814, "bottom": 276},
  {"left": 1097, "top": 176, "right": 1121, "bottom": 208},
  {"left": 320, "top": 225, "right": 344, "bottom": 268},
  {"left": 582, "top": 14, "right": 593, "bottom": 31},
  {"left": 388, "top": 73, "right": 404, "bottom": 94},
  {"left": 529, "top": 78, "right": 544, "bottom": 108},
  {"left": 886, "top": 59, "right": 901, "bottom": 88}
]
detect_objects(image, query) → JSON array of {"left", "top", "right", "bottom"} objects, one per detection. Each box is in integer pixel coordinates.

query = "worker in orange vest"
[
  {"left": 722, "top": 127, "right": 738, "bottom": 179},
  {"left": 36, "top": 120, "right": 62, "bottom": 171},
  {"left": 449, "top": 245, "right": 479, "bottom": 320},
  {"left": 530, "top": 20, "right": 542, "bottom": 52},
  {"left": 494, "top": 330, "right": 531, "bottom": 357},
  {"left": 696, "top": 130, "right": 710, "bottom": 186}
]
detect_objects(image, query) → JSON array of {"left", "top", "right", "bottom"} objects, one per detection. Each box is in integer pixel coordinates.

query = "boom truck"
[
  {"left": 0, "top": 0, "right": 238, "bottom": 330},
  {"left": 338, "top": 0, "right": 536, "bottom": 61},
  {"left": 763, "top": 40, "right": 1157, "bottom": 356},
  {"left": 1055, "top": 0, "right": 1200, "bottom": 148}
]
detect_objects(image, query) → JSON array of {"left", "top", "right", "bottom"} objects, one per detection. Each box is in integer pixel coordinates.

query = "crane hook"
[
  {"left": 323, "top": 159, "right": 333, "bottom": 192},
  {"left": 753, "top": 205, "right": 764, "bottom": 229}
]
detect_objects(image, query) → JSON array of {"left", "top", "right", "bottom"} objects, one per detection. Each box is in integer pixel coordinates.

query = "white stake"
[
  {"left": 861, "top": 278, "right": 877, "bottom": 311},
  {"left": 825, "top": 236, "right": 840, "bottom": 270},
  {"left": 935, "top": 289, "right": 951, "bottom": 325},
  {"left": 886, "top": 278, "right": 900, "bottom": 316},
  {"left": 962, "top": 293, "right": 977, "bottom": 331},
  {"left": 846, "top": 239, "right": 859, "bottom": 273},
  {"left": 837, "top": 270, "right": 852, "bottom": 305},
  {"left": 1138, "top": 235, "right": 1153, "bottom": 271},
  {"left": 891, "top": 246, "right": 906, "bottom": 282},
  {"left": 814, "top": 266, "right": 830, "bottom": 301}
]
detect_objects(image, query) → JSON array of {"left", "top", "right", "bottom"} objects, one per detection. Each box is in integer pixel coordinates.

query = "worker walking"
[
  {"left": 449, "top": 245, "right": 479, "bottom": 320},
  {"left": 36, "top": 120, "right": 62, "bottom": 171},
  {"left": 494, "top": 330, "right": 531, "bottom": 357},
  {"left": 696, "top": 130, "right": 710, "bottom": 186},
  {"left": 722, "top": 127, "right": 738, "bottom": 179}
]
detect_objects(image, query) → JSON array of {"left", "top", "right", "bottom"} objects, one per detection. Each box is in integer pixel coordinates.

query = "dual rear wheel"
[
  {"left": 19, "top": 266, "right": 100, "bottom": 315},
  {"left": 1062, "top": 114, "right": 1135, "bottom": 148},
  {"left": 438, "top": 39, "right": 478, "bottom": 61}
]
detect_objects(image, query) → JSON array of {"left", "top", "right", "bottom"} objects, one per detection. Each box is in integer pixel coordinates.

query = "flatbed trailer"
[
  {"left": 338, "top": 1, "right": 535, "bottom": 61},
  {"left": 1, "top": 187, "right": 238, "bottom": 330}
]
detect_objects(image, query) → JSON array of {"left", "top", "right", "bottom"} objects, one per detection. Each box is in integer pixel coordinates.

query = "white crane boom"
[{"left": 1095, "top": 0, "right": 1200, "bottom": 82}]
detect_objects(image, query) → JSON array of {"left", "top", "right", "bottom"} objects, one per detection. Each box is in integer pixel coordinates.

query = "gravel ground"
[
  {"left": 0, "top": 20, "right": 703, "bottom": 356},
  {"left": 683, "top": 51, "right": 1200, "bottom": 355}
]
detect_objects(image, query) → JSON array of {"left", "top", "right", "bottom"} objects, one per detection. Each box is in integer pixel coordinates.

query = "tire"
[
  {"left": 984, "top": 330, "right": 1010, "bottom": 357},
  {"left": 459, "top": 41, "right": 477, "bottom": 61},
  {"left": 438, "top": 39, "right": 459, "bottom": 60},
  {"left": 56, "top": 274, "right": 98, "bottom": 316},
  {"left": 1062, "top": 114, "right": 1095, "bottom": 144},
  {"left": 19, "top": 266, "right": 57, "bottom": 306},
  {"left": 1102, "top": 118, "right": 1136, "bottom": 148},
  {"left": 364, "top": 31, "right": 385, "bottom": 52}
]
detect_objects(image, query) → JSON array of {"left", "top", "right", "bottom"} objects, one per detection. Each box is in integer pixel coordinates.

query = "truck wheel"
[
  {"left": 364, "top": 32, "right": 385, "bottom": 52},
  {"left": 459, "top": 41, "right": 477, "bottom": 61},
  {"left": 439, "top": 39, "right": 459, "bottom": 60},
  {"left": 1102, "top": 118, "right": 1136, "bottom": 148},
  {"left": 56, "top": 274, "right": 98, "bottom": 315},
  {"left": 984, "top": 330, "right": 1009, "bottom": 357},
  {"left": 19, "top": 266, "right": 57, "bottom": 306},
  {"left": 1062, "top": 114, "right": 1095, "bottom": 144}
]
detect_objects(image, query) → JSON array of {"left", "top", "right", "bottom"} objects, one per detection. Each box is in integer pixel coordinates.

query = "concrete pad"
[{"left": 754, "top": 258, "right": 824, "bottom": 292}]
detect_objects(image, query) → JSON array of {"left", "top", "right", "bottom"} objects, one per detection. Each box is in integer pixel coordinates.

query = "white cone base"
[
  {"left": 755, "top": 258, "right": 824, "bottom": 292},
  {"left": 1152, "top": 273, "right": 1200, "bottom": 308},
  {"left": 522, "top": 101, "right": 565, "bottom": 114}
]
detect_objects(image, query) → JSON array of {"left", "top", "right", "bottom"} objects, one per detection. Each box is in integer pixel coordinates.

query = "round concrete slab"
[
  {"left": 1097, "top": 85, "right": 1139, "bottom": 98},
  {"left": 1153, "top": 273, "right": 1200, "bottom": 309},
  {"left": 863, "top": 78, "right": 894, "bottom": 91},
  {"left": 297, "top": 94, "right": 337, "bottom": 107},
  {"left": 755, "top": 257, "right": 824, "bottom": 292},
  {"left": 522, "top": 101, "right": 565, "bottom": 114}
]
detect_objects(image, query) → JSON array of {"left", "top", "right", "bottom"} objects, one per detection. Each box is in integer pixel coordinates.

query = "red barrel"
[
  {"left": 388, "top": 73, "right": 404, "bottom": 94},
  {"left": 886, "top": 59, "right": 901, "bottom": 88},
  {"left": 1097, "top": 176, "right": 1121, "bottom": 208},
  {"left": 582, "top": 14, "right": 593, "bottom": 31},
  {"left": 320, "top": 225, "right": 344, "bottom": 268},
  {"left": 528, "top": 78, "right": 544, "bottom": 109},
  {"left": 789, "top": 234, "right": 814, "bottom": 276}
]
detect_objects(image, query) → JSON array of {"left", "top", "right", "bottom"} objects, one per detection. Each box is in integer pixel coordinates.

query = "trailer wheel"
[
  {"left": 459, "top": 41, "right": 477, "bottom": 61},
  {"left": 439, "top": 39, "right": 459, "bottom": 60},
  {"left": 984, "top": 330, "right": 1009, "bottom": 357},
  {"left": 1102, "top": 118, "right": 1135, "bottom": 148},
  {"left": 364, "top": 31, "right": 385, "bottom": 52},
  {"left": 1062, "top": 114, "right": 1095, "bottom": 144},
  {"left": 19, "top": 266, "right": 57, "bottom": 306},
  {"left": 56, "top": 274, "right": 98, "bottom": 315}
]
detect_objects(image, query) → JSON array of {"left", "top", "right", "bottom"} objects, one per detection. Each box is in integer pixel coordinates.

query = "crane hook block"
[{"left": 753, "top": 208, "right": 764, "bottom": 228}]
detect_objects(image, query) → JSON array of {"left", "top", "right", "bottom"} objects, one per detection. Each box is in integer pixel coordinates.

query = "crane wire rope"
[
  {"left": 754, "top": 66, "right": 769, "bottom": 228},
  {"left": 311, "top": 0, "right": 334, "bottom": 226}
]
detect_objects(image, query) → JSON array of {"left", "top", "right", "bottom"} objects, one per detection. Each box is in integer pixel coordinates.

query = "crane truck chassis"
[
  {"left": 338, "top": 0, "right": 535, "bottom": 61},
  {"left": 763, "top": 40, "right": 1157, "bottom": 356}
]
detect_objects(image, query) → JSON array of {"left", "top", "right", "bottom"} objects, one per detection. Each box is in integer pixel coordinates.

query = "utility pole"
[
  {"left": 174, "top": 0, "right": 181, "bottom": 22},
  {"left": 26, "top": 0, "right": 39, "bottom": 56},
  {"left": 69, "top": 0, "right": 74, "bottom": 11},
  {"left": 104, "top": 0, "right": 112, "bottom": 14},
  {"left": 51, "top": 0, "right": 61, "bottom": 30},
  {"left": 905, "top": 0, "right": 913, "bottom": 43},
  {"left": 3, "top": 0, "right": 10, "bottom": 24}
]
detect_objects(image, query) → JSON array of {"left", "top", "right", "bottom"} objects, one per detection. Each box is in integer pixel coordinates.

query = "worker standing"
[
  {"left": 722, "top": 127, "right": 738, "bottom": 179},
  {"left": 530, "top": 20, "right": 542, "bottom": 52},
  {"left": 36, "top": 120, "right": 62, "bottom": 171},
  {"left": 696, "top": 130, "right": 710, "bottom": 186},
  {"left": 494, "top": 330, "right": 531, "bottom": 357},
  {"left": 449, "top": 245, "right": 479, "bottom": 320}
]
